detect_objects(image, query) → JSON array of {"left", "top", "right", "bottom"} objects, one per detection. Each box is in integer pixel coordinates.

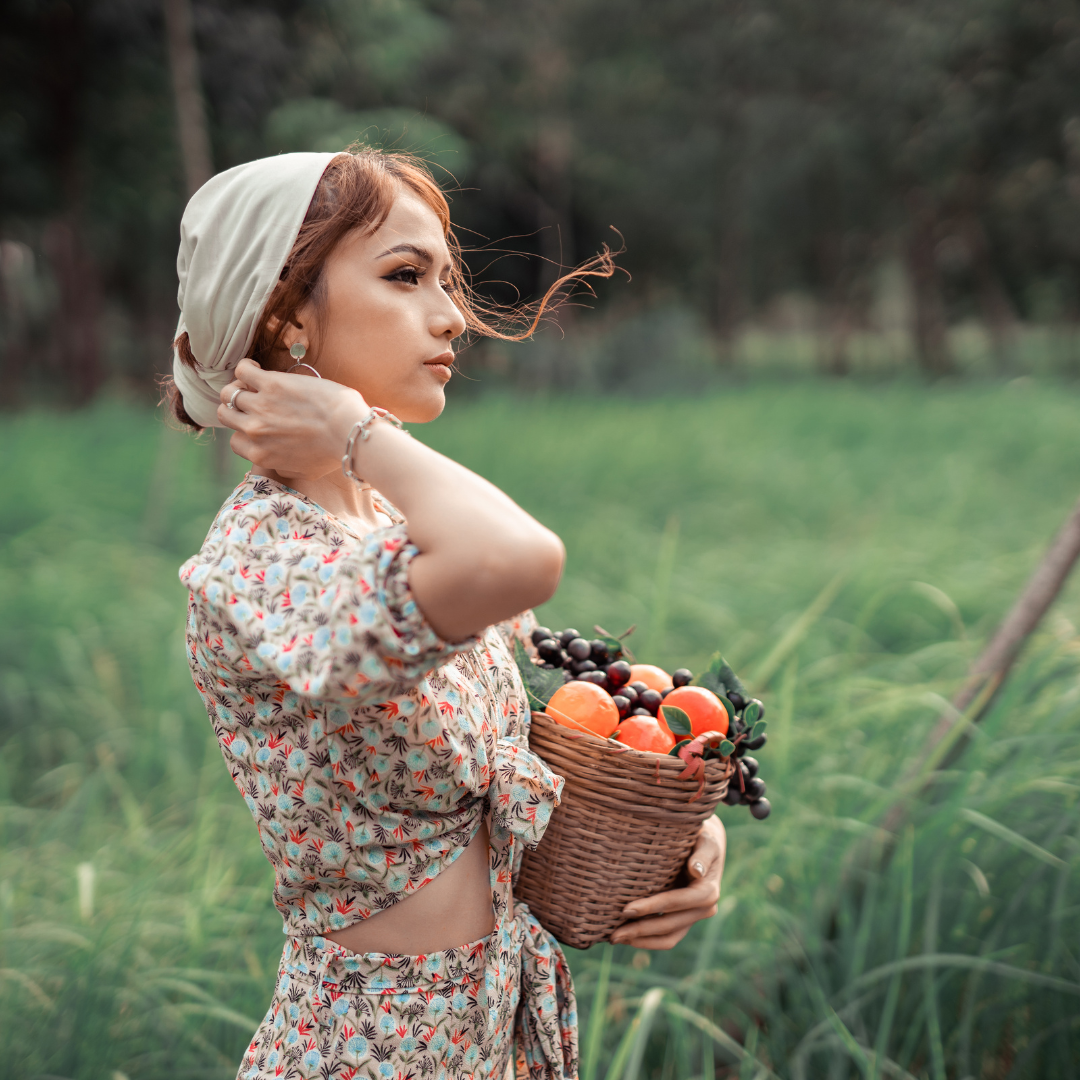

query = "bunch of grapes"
[
  {"left": 528, "top": 625, "right": 771, "bottom": 819},
  {"left": 721, "top": 752, "right": 771, "bottom": 820},
  {"left": 531, "top": 624, "right": 657, "bottom": 719}
]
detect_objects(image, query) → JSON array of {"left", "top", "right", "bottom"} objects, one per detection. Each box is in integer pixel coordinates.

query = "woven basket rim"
[{"left": 530, "top": 709, "right": 730, "bottom": 779}]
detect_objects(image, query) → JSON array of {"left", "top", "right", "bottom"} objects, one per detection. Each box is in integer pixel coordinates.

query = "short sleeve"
[{"left": 180, "top": 490, "right": 477, "bottom": 702}]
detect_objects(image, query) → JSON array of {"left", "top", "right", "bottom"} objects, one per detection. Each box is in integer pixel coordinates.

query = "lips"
[{"left": 425, "top": 352, "right": 454, "bottom": 381}]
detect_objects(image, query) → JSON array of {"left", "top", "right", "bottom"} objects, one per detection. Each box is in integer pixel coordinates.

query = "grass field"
[{"left": 2, "top": 381, "right": 1079, "bottom": 1078}]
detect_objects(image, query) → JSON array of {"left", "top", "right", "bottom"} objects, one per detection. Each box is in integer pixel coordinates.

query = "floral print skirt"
[{"left": 237, "top": 900, "right": 578, "bottom": 1080}]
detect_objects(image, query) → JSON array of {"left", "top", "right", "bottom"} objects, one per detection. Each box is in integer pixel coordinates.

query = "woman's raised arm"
[{"left": 218, "top": 359, "right": 565, "bottom": 643}]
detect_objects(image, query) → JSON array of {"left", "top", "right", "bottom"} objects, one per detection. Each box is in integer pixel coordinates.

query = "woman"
[{"left": 168, "top": 148, "right": 726, "bottom": 1080}]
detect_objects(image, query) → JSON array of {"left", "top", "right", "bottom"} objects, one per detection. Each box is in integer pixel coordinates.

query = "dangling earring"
[{"left": 286, "top": 341, "right": 320, "bottom": 378}]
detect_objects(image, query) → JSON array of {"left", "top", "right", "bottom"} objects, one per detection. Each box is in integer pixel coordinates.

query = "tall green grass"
[{"left": 1, "top": 382, "right": 1079, "bottom": 1078}]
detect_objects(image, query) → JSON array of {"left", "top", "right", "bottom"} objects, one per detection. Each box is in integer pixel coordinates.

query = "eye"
[{"left": 386, "top": 264, "right": 424, "bottom": 286}]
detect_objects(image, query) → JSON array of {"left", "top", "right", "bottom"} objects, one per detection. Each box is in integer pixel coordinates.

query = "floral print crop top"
[{"left": 180, "top": 474, "right": 563, "bottom": 939}]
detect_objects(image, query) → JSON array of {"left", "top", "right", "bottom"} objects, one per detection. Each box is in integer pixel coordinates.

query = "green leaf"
[
  {"left": 694, "top": 652, "right": 746, "bottom": 699},
  {"left": 513, "top": 639, "right": 565, "bottom": 709},
  {"left": 719, "top": 739, "right": 735, "bottom": 758},
  {"left": 616, "top": 625, "right": 637, "bottom": 663},
  {"left": 661, "top": 705, "right": 692, "bottom": 737},
  {"left": 669, "top": 739, "right": 693, "bottom": 757},
  {"left": 694, "top": 668, "right": 723, "bottom": 697},
  {"left": 743, "top": 700, "right": 761, "bottom": 726},
  {"left": 717, "top": 692, "right": 736, "bottom": 720},
  {"left": 750, "top": 720, "right": 767, "bottom": 741},
  {"left": 712, "top": 653, "right": 746, "bottom": 697},
  {"left": 598, "top": 635, "right": 624, "bottom": 660},
  {"left": 593, "top": 624, "right": 635, "bottom": 662}
]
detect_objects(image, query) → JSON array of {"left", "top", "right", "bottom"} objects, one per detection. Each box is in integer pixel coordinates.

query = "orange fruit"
[
  {"left": 546, "top": 681, "right": 620, "bottom": 739},
  {"left": 614, "top": 716, "right": 676, "bottom": 754},
  {"left": 628, "top": 664, "right": 673, "bottom": 692},
  {"left": 662, "top": 685, "right": 729, "bottom": 738}
]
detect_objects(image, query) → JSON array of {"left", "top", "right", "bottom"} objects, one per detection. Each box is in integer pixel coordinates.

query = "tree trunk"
[
  {"left": 813, "top": 232, "right": 857, "bottom": 377},
  {"left": 43, "top": 220, "right": 102, "bottom": 403},
  {"left": 39, "top": 0, "right": 104, "bottom": 403},
  {"left": 0, "top": 242, "right": 31, "bottom": 403},
  {"left": 964, "top": 215, "right": 1017, "bottom": 372},
  {"left": 877, "top": 490, "right": 1080, "bottom": 844},
  {"left": 820, "top": 300, "right": 853, "bottom": 377},
  {"left": 162, "top": 0, "right": 230, "bottom": 478},
  {"left": 535, "top": 119, "right": 575, "bottom": 288},
  {"left": 905, "top": 195, "right": 956, "bottom": 378},
  {"left": 534, "top": 115, "right": 576, "bottom": 389},
  {"left": 162, "top": 0, "right": 213, "bottom": 197},
  {"left": 712, "top": 224, "right": 747, "bottom": 357}
]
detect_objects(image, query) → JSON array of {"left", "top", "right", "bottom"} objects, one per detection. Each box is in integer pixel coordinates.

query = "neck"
[{"left": 256, "top": 467, "right": 381, "bottom": 533}]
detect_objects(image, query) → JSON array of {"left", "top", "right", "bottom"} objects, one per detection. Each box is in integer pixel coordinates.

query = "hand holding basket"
[{"left": 512, "top": 628, "right": 771, "bottom": 949}]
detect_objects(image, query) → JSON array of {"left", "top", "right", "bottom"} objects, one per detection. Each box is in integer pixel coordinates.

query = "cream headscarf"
[{"left": 172, "top": 152, "right": 339, "bottom": 428}]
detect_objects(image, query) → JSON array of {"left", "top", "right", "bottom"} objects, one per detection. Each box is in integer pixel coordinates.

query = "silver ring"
[{"left": 227, "top": 387, "right": 245, "bottom": 410}]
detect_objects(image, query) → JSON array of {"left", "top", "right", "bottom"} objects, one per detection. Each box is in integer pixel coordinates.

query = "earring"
[{"left": 286, "top": 340, "right": 320, "bottom": 377}]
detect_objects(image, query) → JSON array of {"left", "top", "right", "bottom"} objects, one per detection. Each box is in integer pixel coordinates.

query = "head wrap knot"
[{"left": 172, "top": 152, "right": 338, "bottom": 427}]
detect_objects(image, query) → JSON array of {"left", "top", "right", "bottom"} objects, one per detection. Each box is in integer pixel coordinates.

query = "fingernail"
[
  {"left": 623, "top": 906, "right": 640, "bottom": 918},
  {"left": 692, "top": 861, "right": 705, "bottom": 876}
]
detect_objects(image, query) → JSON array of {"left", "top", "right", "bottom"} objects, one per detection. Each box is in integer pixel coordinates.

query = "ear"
[{"left": 265, "top": 314, "right": 308, "bottom": 354}]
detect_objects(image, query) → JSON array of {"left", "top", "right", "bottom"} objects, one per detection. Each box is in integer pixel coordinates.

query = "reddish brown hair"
[{"left": 163, "top": 147, "right": 616, "bottom": 429}]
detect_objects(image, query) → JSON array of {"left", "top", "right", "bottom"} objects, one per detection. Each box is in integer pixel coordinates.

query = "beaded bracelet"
[{"left": 341, "top": 407, "right": 406, "bottom": 488}]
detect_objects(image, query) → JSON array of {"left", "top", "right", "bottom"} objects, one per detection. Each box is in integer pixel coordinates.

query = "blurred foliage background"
[
  {"left": 3, "top": 388, "right": 1080, "bottom": 1078},
  {"left": 8, "top": 0, "right": 1080, "bottom": 396},
  {"left": 4, "top": 2, "right": 1080, "bottom": 1078}
]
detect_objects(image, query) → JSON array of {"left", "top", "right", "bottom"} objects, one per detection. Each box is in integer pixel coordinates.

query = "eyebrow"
[{"left": 376, "top": 243, "right": 435, "bottom": 263}]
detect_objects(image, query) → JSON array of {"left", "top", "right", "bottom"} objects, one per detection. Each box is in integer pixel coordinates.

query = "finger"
[
  {"left": 217, "top": 401, "right": 247, "bottom": 430},
  {"left": 615, "top": 913, "right": 703, "bottom": 949},
  {"left": 217, "top": 398, "right": 264, "bottom": 432},
  {"left": 233, "top": 357, "right": 267, "bottom": 386},
  {"left": 219, "top": 385, "right": 253, "bottom": 415},
  {"left": 611, "top": 905, "right": 717, "bottom": 945},
  {"left": 622, "top": 876, "right": 718, "bottom": 919},
  {"left": 229, "top": 430, "right": 258, "bottom": 462},
  {"left": 686, "top": 825, "right": 722, "bottom": 881},
  {"left": 621, "top": 821, "right": 724, "bottom": 921},
  {"left": 615, "top": 929, "right": 691, "bottom": 951}
]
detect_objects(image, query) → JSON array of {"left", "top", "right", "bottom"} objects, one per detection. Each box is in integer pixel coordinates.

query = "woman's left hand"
[{"left": 610, "top": 815, "right": 726, "bottom": 949}]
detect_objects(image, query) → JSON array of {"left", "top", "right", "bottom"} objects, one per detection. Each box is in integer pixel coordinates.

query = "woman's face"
[{"left": 292, "top": 190, "right": 467, "bottom": 423}]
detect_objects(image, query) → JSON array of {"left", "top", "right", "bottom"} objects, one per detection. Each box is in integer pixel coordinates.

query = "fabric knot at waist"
[{"left": 513, "top": 902, "right": 578, "bottom": 1080}]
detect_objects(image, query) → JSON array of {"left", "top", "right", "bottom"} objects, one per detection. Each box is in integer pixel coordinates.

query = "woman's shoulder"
[{"left": 180, "top": 474, "right": 389, "bottom": 585}]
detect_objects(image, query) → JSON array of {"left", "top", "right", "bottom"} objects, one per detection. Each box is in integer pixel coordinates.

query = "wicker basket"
[{"left": 516, "top": 710, "right": 734, "bottom": 949}]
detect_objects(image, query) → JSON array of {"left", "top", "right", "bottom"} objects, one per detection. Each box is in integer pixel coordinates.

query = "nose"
[{"left": 432, "top": 284, "right": 467, "bottom": 341}]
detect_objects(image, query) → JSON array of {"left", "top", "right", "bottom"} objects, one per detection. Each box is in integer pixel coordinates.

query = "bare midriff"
[{"left": 326, "top": 820, "right": 498, "bottom": 956}]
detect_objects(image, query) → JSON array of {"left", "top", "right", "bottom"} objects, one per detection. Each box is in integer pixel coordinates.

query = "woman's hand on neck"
[{"left": 218, "top": 359, "right": 564, "bottom": 642}]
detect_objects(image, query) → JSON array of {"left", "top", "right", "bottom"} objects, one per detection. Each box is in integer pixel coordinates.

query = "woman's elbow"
[
  {"left": 524, "top": 529, "right": 565, "bottom": 605},
  {"left": 487, "top": 527, "right": 564, "bottom": 610}
]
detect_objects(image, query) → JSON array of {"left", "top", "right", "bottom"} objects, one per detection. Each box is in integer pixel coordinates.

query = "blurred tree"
[
  {"left": 6, "top": 0, "right": 1080, "bottom": 394},
  {"left": 163, "top": 0, "right": 213, "bottom": 197}
]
